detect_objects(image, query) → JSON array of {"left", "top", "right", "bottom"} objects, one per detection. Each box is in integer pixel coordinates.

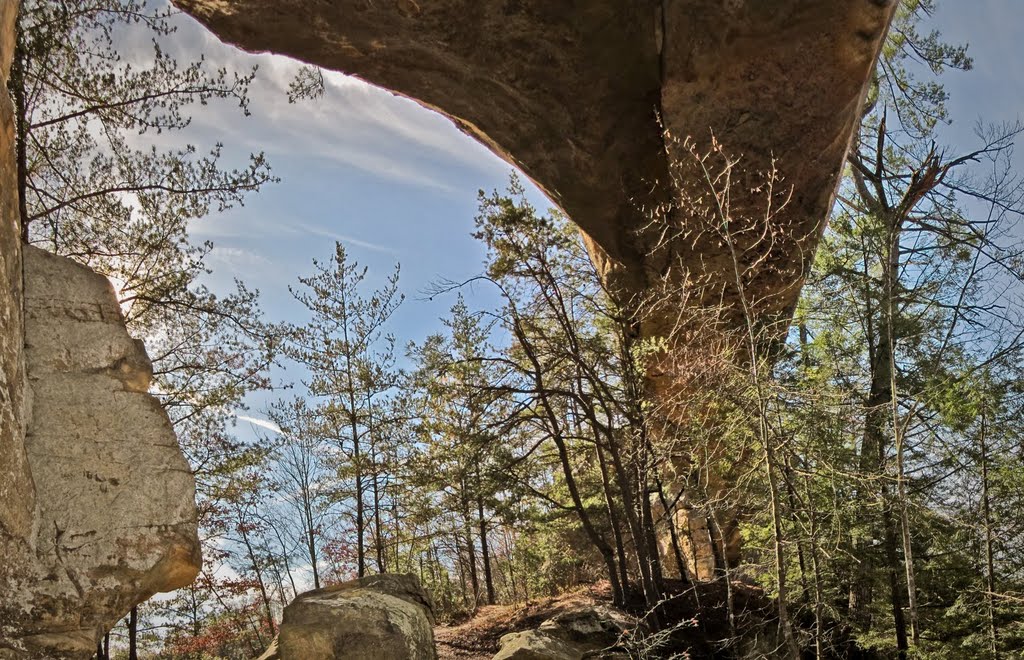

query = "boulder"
[
  {"left": 493, "top": 630, "right": 586, "bottom": 660},
  {"left": 274, "top": 573, "right": 436, "bottom": 660},
  {"left": 1, "top": 247, "right": 201, "bottom": 657},
  {"left": 538, "top": 604, "right": 637, "bottom": 648},
  {"left": 494, "top": 604, "right": 640, "bottom": 660}
]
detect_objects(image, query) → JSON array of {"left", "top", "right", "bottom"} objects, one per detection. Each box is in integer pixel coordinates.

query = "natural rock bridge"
[{"left": 0, "top": 0, "right": 896, "bottom": 655}]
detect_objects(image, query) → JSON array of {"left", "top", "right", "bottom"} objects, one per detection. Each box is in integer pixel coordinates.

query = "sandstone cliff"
[{"left": 0, "top": 4, "right": 200, "bottom": 646}]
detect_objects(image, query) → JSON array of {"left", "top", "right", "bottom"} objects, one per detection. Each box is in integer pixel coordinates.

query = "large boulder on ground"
[
  {"left": 273, "top": 573, "right": 436, "bottom": 660},
  {"left": 493, "top": 604, "right": 640, "bottom": 660},
  {"left": 538, "top": 604, "right": 637, "bottom": 649},
  {"left": 493, "top": 630, "right": 586, "bottom": 660},
  {"left": 8, "top": 246, "right": 202, "bottom": 657}
]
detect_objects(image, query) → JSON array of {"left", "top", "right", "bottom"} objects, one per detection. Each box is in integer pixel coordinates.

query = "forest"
[{"left": 8, "top": 0, "right": 1024, "bottom": 658}]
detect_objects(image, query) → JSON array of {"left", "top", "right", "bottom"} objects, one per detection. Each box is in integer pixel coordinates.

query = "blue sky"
[
  {"left": 171, "top": 50, "right": 525, "bottom": 341},
  {"left": 150, "top": 2, "right": 1024, "bottom": 433},
  {"left": 934, "top": 1, "right": 1024, "bottom": 148}
]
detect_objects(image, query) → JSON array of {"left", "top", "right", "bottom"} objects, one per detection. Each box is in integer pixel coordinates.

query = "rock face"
[
  {"left": 0, "top": 2, "right": 35, "bottom": 652},
  {"left": 0, "top": 247, "right": 202, "bottom": 657},
  {"left": 493, "top": 631, "right": 585, "bottom": 660},
  {"left": 272, "top": 573, "right": 437, "bottom": 660},
  {"left": 0, "top": 0, "right": 900, "bottom": 650},
  {"left": 12, "top": 247, "right": 201, "bottom": 656},
  {"left": 0, "top": 4, "right": 200, "bottom": 652}
]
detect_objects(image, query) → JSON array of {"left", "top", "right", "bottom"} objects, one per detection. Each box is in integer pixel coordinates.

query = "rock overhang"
[{"left": 173, "top": 0, "right": 897, "bottom": 319}]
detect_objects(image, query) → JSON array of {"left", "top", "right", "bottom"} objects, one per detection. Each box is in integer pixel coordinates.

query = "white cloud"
[
  {"left": 292, "top": 221, "right": 398, "bottom": 255},
  {"left": 235, "top": 414, "right": 283, "bottom": 434},
  {"left": 208, "top": 246, "right": 276, "bottom": 271},
  {"left": 137, "top": 6, "right": 506, "bottom": 193}
]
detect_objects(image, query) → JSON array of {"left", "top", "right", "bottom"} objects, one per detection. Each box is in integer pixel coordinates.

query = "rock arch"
[
  {"left": 0, "top": 1, "right": 898, "bottom": 655},
  {"left": 175, "top": 0, "right": 897, "bottom": 309}
]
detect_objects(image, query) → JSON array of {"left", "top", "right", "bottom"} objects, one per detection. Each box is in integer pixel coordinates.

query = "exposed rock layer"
[
  {"left": 173, "top": 0, "right": 897, "bottom": 584},
  {"left": 1, "top": 4, "right": 201, "bottom": 653},
  {"left": 0, "top": 1, "right": 34, "bottom": 654},
  {"left": 0, "top": 0, "right": 901, "bottom": 651}
]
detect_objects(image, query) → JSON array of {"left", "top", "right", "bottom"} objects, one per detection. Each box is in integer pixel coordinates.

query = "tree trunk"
[
  {"left": 980, "top": 409, "right": 1000, "bottom": 659},
  {"left": 708, "top": 512, "right": 736, "bottom": 638},
  {"left": 372, "top": 470, "right": 386, "bottom": 574},
  {"left": 809, "top": 504, "right": 826, "bottom": 659},
  {"left": 895, "top": 443, "right": 920, "bottom": 646},
  {"left": 850, "top": 220, "right": 904, "bottom": 643},
  {"left": 608, "top": 434, "right": 659, "bottom": 610},
  {"left": 452, "top": 525, "right": 471, "bottom": 607},
  {"left": 510, "top": 317, "right": 624, "bottom": 607},
  {"left": 351, "top": 412, "right": 366, "bottom": 578},
  {"left": 504, "top": 526, "right": 521, "bottom": 602},
  {"left": 615, "top": 323, "right": 666, "bottom": 607},
  {"left": 598, "top": 441, "right": 633, "bottom": 599},
  {"left": 783, "top": 455, "right": 810, "bottom": 604},
  {"left": 128, "top": 606, "right": 138, "bottom": 660},
  {"left": 476, "top": 489, "right": 496, "bottom": 605},
  {"left": 638, "top": 470, "right": 665, "bottom": 590},
  {"left": 460, "top": 479, "right": 481, "bottom": 606},
  {"left": 366, "top": 395, "right": 387, "bottom": 575},
  {"left": 655, "top": 477, "right": 690, "bottom": 584},
  {"left": 10, "top": 22, "right": 30, "bottom": 241},
  {"left": 392, "top": 493, "right": 403, "bottom": 573},
  {"left": 878, "top": 482, "right": 910, "bottom": 657},
  {"left": 340, "top": 307, "right": 366, "bottom": 578},
  {"left": 302, "top": 492, "right": 320, "bottom": 589},
  {"left": 760, "top": 404, "right": 800, "bottom": 659},
  {"left": 239, "top": 516, "right": 276, "bottom": 638}
]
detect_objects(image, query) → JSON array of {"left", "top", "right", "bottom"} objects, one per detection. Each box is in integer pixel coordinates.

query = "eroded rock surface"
[
  {"left": 0, "top": 1, "right": 37, "bottom": 655},
  {"left": 0, "top": 0, "right": 902, "bottom": 651},
  {"left": 493, "top": 630, "right": 585, "bottom": 660},
  {"left": 271, "top": 573, "right": 436, "bottom": 660},
  {"left": 175, "top": 0, "right": 897, "bottom": 312},
  {"left": 0, "top": 0, "right": 34, "bottom": 645},
  {"left": 170, "top": 1, "right": 897, "bottom": 573},
  {"left": 0, "top": 247, "right": 201, "bottom": 657}
]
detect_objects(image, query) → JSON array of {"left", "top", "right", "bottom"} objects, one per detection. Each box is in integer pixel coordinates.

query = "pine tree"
[{"left": 285, "top": 242, "right": 403, "bottom": 578}]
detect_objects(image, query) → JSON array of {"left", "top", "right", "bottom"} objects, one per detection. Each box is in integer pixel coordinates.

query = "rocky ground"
[
  {"left": 434, "top": 585, "right": 616, "bottom": 660},
  {"left": 432, "top": 578, "right": 816, "bottom": 660}
]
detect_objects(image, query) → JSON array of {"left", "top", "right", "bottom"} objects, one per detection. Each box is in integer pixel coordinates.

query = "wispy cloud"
[
  {"left": 292, "top": 221, "right": 398, "bottom": 255},
  {"left": 209, "top": 246, "right": 274, "bottom": 268},
  {"left": 235, "top": 414, "right": 282, "bottom": 434},
  {"left": 135, "top": 8, "right": 504, "bottom": 194}
]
